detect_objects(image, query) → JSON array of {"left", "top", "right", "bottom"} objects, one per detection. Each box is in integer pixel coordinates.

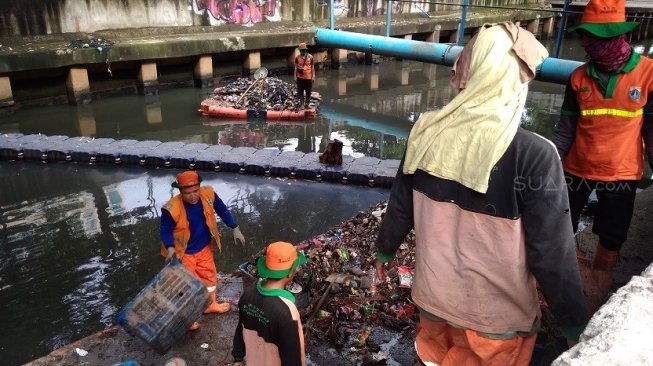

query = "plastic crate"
[{"left": 117, "top": 260, "right": 210, "bottom": 354}]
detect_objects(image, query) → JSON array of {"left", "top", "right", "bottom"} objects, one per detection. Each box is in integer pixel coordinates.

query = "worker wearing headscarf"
[{"left": 375, "top": 23, "right": 588, "bottom": 365}]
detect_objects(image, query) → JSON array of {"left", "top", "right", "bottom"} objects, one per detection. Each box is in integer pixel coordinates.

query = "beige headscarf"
[{"left": 402, "top": 23, "right": 549, "bottom": 193}]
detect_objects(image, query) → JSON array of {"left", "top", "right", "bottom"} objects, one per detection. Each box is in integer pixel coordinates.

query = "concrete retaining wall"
[{"left": 0, "top": 0, "right": 544, "bottom": 36}]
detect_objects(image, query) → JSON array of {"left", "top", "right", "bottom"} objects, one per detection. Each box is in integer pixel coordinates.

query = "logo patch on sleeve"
[{"left": 629, "top": 86, "right": 641, "bottom": 101}]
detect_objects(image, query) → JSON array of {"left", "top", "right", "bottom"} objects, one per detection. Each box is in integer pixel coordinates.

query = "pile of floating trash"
[
  {"left": 199, "top": 76, "right": 321, "bottom": 120},
  {"left": 239, "top": 202, "right": 418, "bottom": 362},
  {"left": 238, "top": 201, "right": 567, "bottom": 363}
]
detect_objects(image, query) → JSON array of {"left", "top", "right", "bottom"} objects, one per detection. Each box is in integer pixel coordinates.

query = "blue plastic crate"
[{"left": 117, "top": 260, "right": 210, "bottom": 354}]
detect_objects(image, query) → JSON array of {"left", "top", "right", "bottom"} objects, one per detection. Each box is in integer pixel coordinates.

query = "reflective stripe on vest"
[{"left": 580, "top": 108, "right": 643, "bottom": 118}]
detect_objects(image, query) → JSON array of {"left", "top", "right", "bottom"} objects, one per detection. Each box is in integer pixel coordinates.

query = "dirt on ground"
[{"left": 25, "top": 187, "right": 653, "bottom": 366}]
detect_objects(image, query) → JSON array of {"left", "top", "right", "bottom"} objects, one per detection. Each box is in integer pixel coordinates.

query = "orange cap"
[
  {"left": 257, "top": 241, "right": 306, "bottom": 279},
  {"left": 171, "top": 171, "right": 202, "bottom": 188},
  {"left": 567, "top": 0, "right": 639, "bottom": 38},
  {"left": 581, "top": 0, "right": 626, "bottom": 23}
]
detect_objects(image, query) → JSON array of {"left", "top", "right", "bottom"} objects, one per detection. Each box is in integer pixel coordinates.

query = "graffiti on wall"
[
  {"left": 317, "top": 0, "right": 431, "bottom": 19},
  {"left": 192, "top": 0, "right": 280, "bottom": 25}
]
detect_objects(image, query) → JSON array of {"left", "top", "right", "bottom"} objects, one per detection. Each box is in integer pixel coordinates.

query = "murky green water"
[{"left": 1, "top": 37, "right": 652, "bottom": 365}]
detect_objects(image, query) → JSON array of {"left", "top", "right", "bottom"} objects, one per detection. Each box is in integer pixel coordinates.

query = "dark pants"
[
  {"left": 296, "top": 78, "right": 312, "bottom": 105},
  {"left": 565, "top": 173, "right": 638, "bottom": 251}
]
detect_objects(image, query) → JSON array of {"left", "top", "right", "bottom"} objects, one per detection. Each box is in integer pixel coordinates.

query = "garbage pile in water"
[
  {"left": 204, "top": 76, "right": 320, "bottom": 112},
  {"left": 238, "top": 200, "right": 567, "bottom": 363},
  {"left": 239, "top": 201, "right": 419, "bottom": 362}
]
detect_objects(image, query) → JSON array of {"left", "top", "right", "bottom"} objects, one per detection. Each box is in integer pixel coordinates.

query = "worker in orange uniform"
[
  {"left": 553, "top": 0, "right": 653, "bottom": 312},
  {"left": 232, "top": 241, "right": 307, "bottom": 366},
  {"left": 375, "top": 23, "right": 588, "bottom": 366},
  {"left": 294, "top": 42, "right": 315, "bottom": 109},
  {"left": 160, "top": 170, "right": 246, "bottom": 330}
]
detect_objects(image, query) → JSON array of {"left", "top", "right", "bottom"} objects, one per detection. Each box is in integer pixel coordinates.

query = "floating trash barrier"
[
  {"left": 199, "top": 69, "right": 320, "bottom": 120},
  {"left": 0, "top": 133, "right": 400, "bottom": 188}
]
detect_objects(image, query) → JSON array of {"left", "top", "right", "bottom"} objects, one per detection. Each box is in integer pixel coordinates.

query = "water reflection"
[{"left": 0, "top": 164, "right": 388, "bottom": 365}]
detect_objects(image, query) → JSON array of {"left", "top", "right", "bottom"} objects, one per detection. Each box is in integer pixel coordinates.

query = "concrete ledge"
[
  {"left": 553, "top": 263, "right": 653, "bottom": 365},
  {"left": 0, "top": 10, "right": 552, "bottom": 74}
]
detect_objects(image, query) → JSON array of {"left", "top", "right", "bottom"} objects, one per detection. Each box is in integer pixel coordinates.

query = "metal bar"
[
  {"left": 458, "top": 0, "right": 469, "bottom": 45},
  {"left": 330, "top": 0, "right": 335, "bottom": 30},
  {"left": 385, "top": 1, "right": 392, "bottom": 37},
  {"left": 553, "top": 0, "right": 571, "bottom": 58},
  {"left": 314, "top": 29, "right": 583, "bottom": 84}
]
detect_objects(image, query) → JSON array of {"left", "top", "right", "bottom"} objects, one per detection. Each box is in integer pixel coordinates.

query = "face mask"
[{"left": 584, "top": 35, "right": 631, "bottom": 72}]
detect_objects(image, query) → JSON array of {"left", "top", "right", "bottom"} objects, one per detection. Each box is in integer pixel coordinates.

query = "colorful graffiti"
[{"left": 192, "top": 0, "right": 279, "bottom": 25}]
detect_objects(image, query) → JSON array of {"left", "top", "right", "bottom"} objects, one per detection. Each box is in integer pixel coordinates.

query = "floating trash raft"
[{"left": 199, "top": 76, "right": 320, "bottom": 120}]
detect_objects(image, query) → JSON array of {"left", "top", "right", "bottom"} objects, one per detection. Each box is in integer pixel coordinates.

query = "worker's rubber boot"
[
  {"left": 204, "top": 291, "right": 230, "bottom": 314},
  {"left": 188, "top": 321, "right": 200, "bottom": 331},
  {"left": 579, "top": 245, "right": 618, "bottom": 315}
]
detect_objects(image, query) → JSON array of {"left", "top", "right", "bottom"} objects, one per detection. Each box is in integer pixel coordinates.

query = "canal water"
[{"left": 1, "top": 37, "right": 652, "bottom": 365}]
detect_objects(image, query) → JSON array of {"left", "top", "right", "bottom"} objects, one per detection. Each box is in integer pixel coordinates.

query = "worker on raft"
[{"left": 294, "top": 42, "right": 315, "bottom": 109}]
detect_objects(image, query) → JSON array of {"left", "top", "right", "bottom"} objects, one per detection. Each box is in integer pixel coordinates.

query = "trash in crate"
[{"left": 117, "top": 259, "right": 210, "bottom": 354}]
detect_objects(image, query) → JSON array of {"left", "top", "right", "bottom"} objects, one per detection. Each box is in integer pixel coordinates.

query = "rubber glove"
[
  {"left": 233, "top": 226, "right": 246, "bottom": 246},
  {"left": 165, "top": 246, "right": 176, "bottom": 263}
]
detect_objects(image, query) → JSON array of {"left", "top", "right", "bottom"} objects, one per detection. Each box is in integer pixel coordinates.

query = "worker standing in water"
[{"left": 375, "top": 23, "right": 588, "bottom": 365}]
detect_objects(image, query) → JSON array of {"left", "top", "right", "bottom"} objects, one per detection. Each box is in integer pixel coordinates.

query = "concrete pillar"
[
  {"left": 194, "top": 55, "right": 213, "bottom": 88},
  {"left": 331, "top": 48, "right": 348, "bottom": 69},
  {"left": 422, "top": 63, "right": 437, "bottom": 81},
  {"left": 75, "top": 105, "right": 96, "bottom": 136},
  {"left": 404, "top": 34, "right": 413, "bottom": 41},
  {"left": 425, "top": 25, "right": 442, "bottom": 43},
  {"left": 399, "top": 62, "right": 410, "bottom": 86},
  {"left": 138, "top": 62, "right": 159, "bottom": 95},
  {"left": 527, "top": 17, "right": 540, "bottom": 35},
  {"left": 313, "top": 50, "right": 327, "bottom": 70},
  {"left": 66, "top": 67, "right": 91, "bottom": 105},
  {"left": 0, "top": 76, "right": 14, "bottom": 108},
  {"left": 542, "top": 17, "right": 555, "bottom": 39},
  {"left": 243, "top": 51, "right": 261, "bottom": 74},
  {"left": 366, "top": 66, "right": 379, "bottom": 91}
]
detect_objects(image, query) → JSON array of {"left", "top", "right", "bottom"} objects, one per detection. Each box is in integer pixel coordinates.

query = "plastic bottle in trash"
[
  {"left": 335, "top": 229, "right": 343, "bottom": 239},
  {"left": 368, "top": 271, "right": 377, "bottom": 296}
]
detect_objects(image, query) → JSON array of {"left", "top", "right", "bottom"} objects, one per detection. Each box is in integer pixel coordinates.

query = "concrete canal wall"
[
  {"left": 0, "top": 1, "right": 553, "bottom": 107},
  {"left": 0, "top": 132, "right": 401, "bottom": 186},
  {"left": 0, "top": 0, "right": 545, "bottom": 36}
]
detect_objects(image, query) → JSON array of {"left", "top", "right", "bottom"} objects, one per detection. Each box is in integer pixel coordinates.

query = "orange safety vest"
[
  {"left": 295, "top": 53, "right": 314, "bottom": 80},
  {"left": 564, "top": 54, "right": 653, "bottom": 181},
  {"left": 159, "top": 186, "right": 222, "bottom": 259}
]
